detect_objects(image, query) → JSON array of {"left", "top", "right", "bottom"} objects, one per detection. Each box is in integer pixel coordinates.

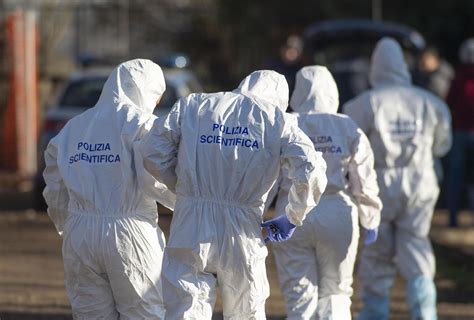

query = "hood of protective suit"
[
  {"left": 369, "top": 37, "right": 411, "bottom": 88},
  {"left": 236, "top": 70, "right": 289, "bottom": 112},
  {"left": 96, "top": 59, "right": 166, "bottom": 117},
  {"left": 290, "top": 65, "right": 339, "bottom": 114}
]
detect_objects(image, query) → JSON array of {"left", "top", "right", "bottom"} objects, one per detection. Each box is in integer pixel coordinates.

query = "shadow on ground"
[{"left": 435, "top": 241, "right": 474, "bottom": 304}]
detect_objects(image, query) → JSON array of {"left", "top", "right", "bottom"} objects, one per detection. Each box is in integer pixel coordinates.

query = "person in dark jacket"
[{"left": 446, "top": 38, "right": 474, "bottom": 227}]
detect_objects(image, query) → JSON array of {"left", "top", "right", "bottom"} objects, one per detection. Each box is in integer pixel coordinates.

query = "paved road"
[{"left": 0, "top": 210, "right": 473, "bottom": 319}]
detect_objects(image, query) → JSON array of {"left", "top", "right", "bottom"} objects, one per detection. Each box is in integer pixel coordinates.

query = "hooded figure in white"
[
  {"left": 43, "top": 59, "right": 174, "bottom": 319},
  {"left": 139, "top": 70, "right": 327, "bottom": 320},
  {"left": 272, "top": 66, "right": 382, "bottom": 319},
  {"left": 343, "top": 38, "right": 452, "bottom": 320}
]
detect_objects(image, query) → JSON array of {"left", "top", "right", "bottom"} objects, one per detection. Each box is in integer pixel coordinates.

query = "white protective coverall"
[
  {"left": 43, "top": 59, "right": 174, "bottom": 320},
  {"left": 139, "top": 70, "right": 328, "bottom": 320},
  {"left": 343, "top": 38, "right": 452, "bottom": 320},
  {"left": 272, "top": 66, "right": 382, "bottom": 319}
]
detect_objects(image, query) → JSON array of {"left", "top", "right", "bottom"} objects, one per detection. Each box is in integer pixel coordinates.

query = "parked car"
[
  {"left": 33, "top": 65, "right": 202, "bottom": 210},
  {"left": 303, "top": 19, "right": 426, "bottom": 106}
]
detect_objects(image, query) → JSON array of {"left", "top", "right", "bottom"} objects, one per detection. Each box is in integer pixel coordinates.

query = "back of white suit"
[
  {"left": 273, "top": 66, "right": 381, "bottom": 319},
  {"left": 140, "top": 70, "right": 327, "bottom": 319},
  {"left": 43, "top": 59, "right": 171, "bottom": 319},
  {"left": 177, "top": 91, "right": 284, "bottom": 206},
  {"left": 343, "top": 38, "right": 452, "bottom": 320}
]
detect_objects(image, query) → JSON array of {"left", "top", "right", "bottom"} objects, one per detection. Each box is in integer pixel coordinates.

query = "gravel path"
[{"left": 0, "top": 210, "right": 473, "bottom": 319}]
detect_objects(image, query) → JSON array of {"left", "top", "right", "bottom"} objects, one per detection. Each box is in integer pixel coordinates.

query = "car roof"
[
  {"left": 66, "top": 67, "right": 112, "bottom": 82},
  {"left": 66, "top": 66, "right": 195, "bottom": 84},
  {"left": 304, "top": 19, "right": 425, "bottom": 52}
]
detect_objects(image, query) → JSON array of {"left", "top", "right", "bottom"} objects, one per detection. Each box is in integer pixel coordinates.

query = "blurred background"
[{"left": 0, "top": 0, "right": 473, "bottom": 319}]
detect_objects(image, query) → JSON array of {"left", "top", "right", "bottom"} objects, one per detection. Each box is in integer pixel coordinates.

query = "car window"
[
  {"left": 59, "top": 75, "right": 185, "bottom": 115},
  {"left": 309, "top": 41, "right": 417, "bottom": 106},
  {"left": 59, "top": 77, "right": 107, "bottom": 108},
  {"left": 312, "top": 41, "right": 417, "bottom": 70}
]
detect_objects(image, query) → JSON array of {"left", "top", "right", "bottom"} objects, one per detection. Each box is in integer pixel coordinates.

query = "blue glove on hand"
[
  {"left": 364, "top": 228, "right": 379, "bottom": 245},
  {"left": 261, "top": 215, "right": 296, "bottom": 243}
]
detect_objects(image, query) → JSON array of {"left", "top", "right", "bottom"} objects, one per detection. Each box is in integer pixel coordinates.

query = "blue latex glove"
[
  {"left": 261, "top": 215, "right": 296, "bottom": 243},
  {"left": 364, "top": 228, "right": 379, "bottom": 245}
]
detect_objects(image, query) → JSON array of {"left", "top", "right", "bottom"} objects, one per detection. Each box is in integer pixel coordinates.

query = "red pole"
[
  {"left": 0, "top": 11, "right": 20, "bottom": 171},
  {"left": 0, "top": 9, "right": 39, "bottom": 185}
]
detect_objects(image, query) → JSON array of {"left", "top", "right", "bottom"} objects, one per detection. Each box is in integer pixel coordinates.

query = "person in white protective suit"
[
  {"left": 43, "top": 59, "right": 175, "bottom": 319},
  {"left": 343, "top": 38, "right": 452, "bottom": 320},
  {"left": 271, "top": 65, "right": 382, "bottom": 319},
  {"left": 139, "top": 70, "right": 328, "bottom": 320}
]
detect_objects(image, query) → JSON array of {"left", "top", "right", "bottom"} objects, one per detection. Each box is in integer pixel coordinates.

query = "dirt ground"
[{"left": 0, "top": 209, "right": 473, "bottom": 320}]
